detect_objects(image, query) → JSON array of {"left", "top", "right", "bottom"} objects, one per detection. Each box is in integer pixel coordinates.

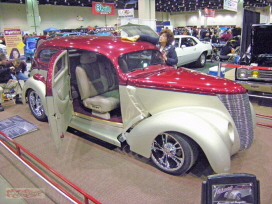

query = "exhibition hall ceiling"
[{"left": 0, "top": 0, "right": 271, "bottom": 12}]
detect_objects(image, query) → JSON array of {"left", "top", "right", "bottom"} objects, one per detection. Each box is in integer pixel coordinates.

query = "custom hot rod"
[{"left": 22, "top": 35, "right": 256, "bottom": 175}]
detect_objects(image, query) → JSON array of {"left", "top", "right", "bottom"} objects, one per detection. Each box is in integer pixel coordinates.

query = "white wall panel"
[{"left": 0, "top": 3, "right": 271, "bottom": 33}]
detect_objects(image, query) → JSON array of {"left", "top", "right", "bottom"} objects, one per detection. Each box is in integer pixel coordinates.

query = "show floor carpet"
[{"left": 0, "top": 68, "right": 272, "bottom": 204}]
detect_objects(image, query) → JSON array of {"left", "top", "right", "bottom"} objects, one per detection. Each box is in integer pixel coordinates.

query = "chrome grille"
[{"left": 217, "top": 94, "right": 254, "bottom": 151}]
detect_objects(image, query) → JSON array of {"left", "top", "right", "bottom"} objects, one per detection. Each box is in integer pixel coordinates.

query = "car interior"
[{"left": 68, "top": 50, "right": 122, "bottom": 122}]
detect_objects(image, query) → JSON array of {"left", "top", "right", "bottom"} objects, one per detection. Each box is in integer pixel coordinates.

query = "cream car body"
[{"left": 22, "top": 35, "right": 255, "bottom": 175}]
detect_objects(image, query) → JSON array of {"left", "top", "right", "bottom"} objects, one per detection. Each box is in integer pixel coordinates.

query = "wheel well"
[{"left": 165, "top": 131, "right": 213, "bottom": 174}]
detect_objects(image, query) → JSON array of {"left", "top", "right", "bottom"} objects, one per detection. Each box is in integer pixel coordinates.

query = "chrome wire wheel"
[
  {"left": 28, "top": 89, "right": 47, "bottom": 122},
  {"left": 151, "top": 132, "right": 198, "bottom": 175}
]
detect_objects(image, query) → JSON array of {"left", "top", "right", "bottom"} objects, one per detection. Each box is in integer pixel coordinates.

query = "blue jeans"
[{"left": 12, "top": 72, "right": 28, "bottom": 81}]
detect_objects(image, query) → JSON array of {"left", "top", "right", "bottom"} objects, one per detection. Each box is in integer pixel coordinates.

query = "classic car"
[
  {"left": 55, "top": 32, "right": 82, "bottom": 37},
  {"left": 120, "top": 23, "right": 212, "bottom": 68},
  {"left": 24, "top": 36, "right": 47, "bottom": 62},
  {"left": 174, "top": 35, "right": 212, "bottom": 67},
  {"left": 22, "top": 35, "right": 256, "bottom": 175},
  {"left": 235, "top": 24, "right": 272, "bottom": 99},
  {"left": 224, "top": 184, "right": 252, "bottom": 201}
]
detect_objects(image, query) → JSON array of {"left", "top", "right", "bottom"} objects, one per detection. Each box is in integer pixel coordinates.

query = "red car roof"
[{"left": 39, "top": 35, "right": 158, "bottom": 57}]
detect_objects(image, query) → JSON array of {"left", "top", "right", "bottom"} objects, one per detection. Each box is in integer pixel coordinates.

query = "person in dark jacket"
[
  {"left": 10, "top": 58, "right": 28, "bottom": 81},
  {"left": 0, "top": 53, "right": 23, "bottom": 111},
  {"left": 122, "top": 29, "right": 178, "bottom": 67},
  {"left": 219, "top": 41, "right": 234, "bottom": 61}
]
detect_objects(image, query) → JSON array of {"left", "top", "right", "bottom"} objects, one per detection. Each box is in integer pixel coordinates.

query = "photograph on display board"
[{"left": 212, "top": 183, "right": 254, "bottom": 204}]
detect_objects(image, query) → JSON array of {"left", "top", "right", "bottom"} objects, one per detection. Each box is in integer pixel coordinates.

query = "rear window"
[{"left": 39, "top": 49, "right": 58, "bottom": 63}]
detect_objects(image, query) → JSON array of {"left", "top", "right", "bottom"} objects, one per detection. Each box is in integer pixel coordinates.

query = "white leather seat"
[{"left": 75, "top": 52, "right": 120, "bottom": 119}]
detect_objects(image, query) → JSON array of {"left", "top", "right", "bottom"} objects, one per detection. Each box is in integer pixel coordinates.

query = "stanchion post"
[{"left": 218, "top": 62, "right": 221, "bottom": 77}]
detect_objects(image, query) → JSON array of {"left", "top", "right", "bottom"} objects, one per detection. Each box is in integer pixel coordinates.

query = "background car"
[
  {"left": 224, "top": 184, "right": 252, "bottom": 201},
  {"left": 22, "top": 35, "right": 255, "bottom": 175},
  {"left": 235, "top": 24, "right": 272, "bottom": 99},
  {"left": 120, "top": 23, "right": 212, "bottom": 68},
  {"left": 24, "top": 35, "right": 47, "bottom": 62},
  {"left": 174, "top": 35, "right": 212, "bottom": 67},
  {"left": 54, "top": 32, "right": 82, "bottom": 37}
]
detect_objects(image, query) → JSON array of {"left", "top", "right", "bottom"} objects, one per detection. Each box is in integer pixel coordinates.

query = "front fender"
[
  {"left": 22, "top": 76, "right": 47, "bottom": 116},
  {"left": 126, "top": 108, "right": 240, "bottom": 173}
]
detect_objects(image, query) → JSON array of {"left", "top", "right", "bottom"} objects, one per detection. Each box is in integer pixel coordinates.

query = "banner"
[
  {"left": 92, "top": 2, "right": 114, "bottom": 15},
  {"left": 118, "top": 9, "right": 134, "bottom": 18},
  {"left": 224, "top": 0, "right": 238, "bottom": 12},
  {"left": 4, "top": 27, "right": 25, "bottom": 60},
  {"left": 77, "top": 15, "right": 84, "bottom": 21},
  {"left": 204, "top": 8, "right": 215, "bottom": 17}
]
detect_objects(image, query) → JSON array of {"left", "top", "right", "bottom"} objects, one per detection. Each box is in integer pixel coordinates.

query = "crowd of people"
[
  {"left": 173, "top": 26, "right": 241, "bottom": 59},
  {"left": 0, "top": 47, "right": 28, "bottom": 111}
]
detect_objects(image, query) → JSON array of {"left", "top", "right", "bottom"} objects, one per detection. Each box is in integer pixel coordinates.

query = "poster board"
[{"left": 4, "top": 27, "right": 25, "bottom": 60}]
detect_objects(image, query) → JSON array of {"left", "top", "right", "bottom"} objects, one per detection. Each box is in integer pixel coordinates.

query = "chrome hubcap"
[
  {"left": 29, "top": 91, "right": 44, "bottom": 117},
  {"left": 151, "top": 133, "right": 184, "bottom": 171},
  {"left": 200, "top": 54, "right": 206, "bottom": 65}
]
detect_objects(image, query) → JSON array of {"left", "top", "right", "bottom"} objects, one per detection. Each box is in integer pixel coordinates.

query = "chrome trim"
[
  {"left": 217, "top": 94, "right": 254, "bottom": 151},
  {"left": 236, "top": 80, "right": 272, "bottom": 93},
  {"left": 74, "top": 112, "right": 123, "bottom": 128}
]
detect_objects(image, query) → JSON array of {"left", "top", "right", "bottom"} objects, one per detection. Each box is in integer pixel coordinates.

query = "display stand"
[{"left": 201, "top": 173, "right": 260, "bottom": 204}]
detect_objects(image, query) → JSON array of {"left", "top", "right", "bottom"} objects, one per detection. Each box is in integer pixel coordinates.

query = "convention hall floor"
[{"left": 1, "top": 64, "right": 272, "bottom": 204}]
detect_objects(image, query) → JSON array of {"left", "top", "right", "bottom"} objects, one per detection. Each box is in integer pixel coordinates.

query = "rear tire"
[
  {"left": 27, "top": 89, "right": 48, "bottom": 122},
  {"left": 193, "top": 52, "right": 206, "bottom": 68}
]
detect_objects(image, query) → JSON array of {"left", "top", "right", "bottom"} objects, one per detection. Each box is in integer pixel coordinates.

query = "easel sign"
[{"left": 201, "top": 173, "right": 260, "bottom": 204}]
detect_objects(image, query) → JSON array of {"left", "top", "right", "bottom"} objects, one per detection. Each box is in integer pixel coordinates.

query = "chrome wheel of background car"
[
  {"left": 151, "top": 132, "right": 198, "bottom": 175},
  {"left": 27, "top": 89, "right": 48, "bottom": 122}
]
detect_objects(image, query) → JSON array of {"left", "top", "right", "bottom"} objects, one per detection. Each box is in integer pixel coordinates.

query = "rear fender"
[
  {"left": 126, "top": 108, "right": 240, "bottom": 173},
  {"left": 22, "top": 76, "right": 47, "bottom": 116}
]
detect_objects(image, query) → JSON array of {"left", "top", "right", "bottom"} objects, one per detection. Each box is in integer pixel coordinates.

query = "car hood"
[
  {"left": 126, "top": 67, "right": 246, "bottom": 95},
  {"left": 119, "top": 23, "right": 158, "bottom": 37},
  {"left": 251, "top": 24, "right": 272, "bottom": 55}
]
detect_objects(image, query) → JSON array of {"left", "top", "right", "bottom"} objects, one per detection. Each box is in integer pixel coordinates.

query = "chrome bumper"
[{"left": 236, "top": 80, "right": 272, "bottom": 97}]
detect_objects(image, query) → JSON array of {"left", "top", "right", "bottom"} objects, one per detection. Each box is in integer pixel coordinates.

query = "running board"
[{"left": 69, "top": 116, "right": 122, "bottom": 147}]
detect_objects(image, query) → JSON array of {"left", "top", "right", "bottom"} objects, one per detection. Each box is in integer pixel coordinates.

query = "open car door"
[{"left": 46, "top": 50, "right": 73, "bottom": 148}]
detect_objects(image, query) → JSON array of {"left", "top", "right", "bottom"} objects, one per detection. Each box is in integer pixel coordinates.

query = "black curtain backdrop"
[{"left": 241, "top": 10, "right": 260, "bottom": 56}]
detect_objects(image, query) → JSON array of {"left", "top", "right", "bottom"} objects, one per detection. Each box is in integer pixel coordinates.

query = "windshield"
[{"left": 118, "top": 50, "right": 164, "bottom": 73}]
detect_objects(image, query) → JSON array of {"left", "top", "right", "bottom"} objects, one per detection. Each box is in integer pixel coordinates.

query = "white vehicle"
[
  {"left": 120, "top": 23, "right": 212, "bottom": 68},
  {"left": 174, "top": 35, "right": 212, "bottom": 68}
]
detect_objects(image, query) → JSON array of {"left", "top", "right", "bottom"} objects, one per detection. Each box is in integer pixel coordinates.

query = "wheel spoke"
[
  {"left": 152, "top": 140, "right": 164, "bottom": 152},
  {"left": 168, "top": 153, "right": 184, "bottom": 167}
]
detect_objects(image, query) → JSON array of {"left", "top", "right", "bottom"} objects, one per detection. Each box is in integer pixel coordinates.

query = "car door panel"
[{"left": 46, "top": 50, "right": 73, "bottom": 148}]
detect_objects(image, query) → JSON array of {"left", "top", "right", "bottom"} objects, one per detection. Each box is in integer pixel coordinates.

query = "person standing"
[
  {"left": 0, "top": 53, "right": 23, "bottom": 111},
  {"left": 220, "top": 30, "right": 233, "bottom": 44},
  {"left": 122, "top": 29, "right": 178, "bottom": 67}
]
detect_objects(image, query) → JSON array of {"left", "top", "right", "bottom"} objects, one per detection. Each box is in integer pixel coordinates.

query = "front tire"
[
  {"left": 151, "top": 132, "right": 198, "bottom": 175},
  {"left": 193, "top": 52, "right": 206, "bottom": 68},
  {"left": 27, "top": 89, "right": 47, "bottom": 122}
]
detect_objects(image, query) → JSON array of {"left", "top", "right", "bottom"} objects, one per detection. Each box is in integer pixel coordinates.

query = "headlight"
[
  {"left": 251, "top": 70, "right": 260, "bottom": 78},
  {"left": 237, "top": 68, "right": 248, "bottom": 79}
]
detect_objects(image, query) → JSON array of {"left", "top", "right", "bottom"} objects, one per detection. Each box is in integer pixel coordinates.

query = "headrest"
[{"left": 80, "top": 52, "right": 97, "bottom": 64}]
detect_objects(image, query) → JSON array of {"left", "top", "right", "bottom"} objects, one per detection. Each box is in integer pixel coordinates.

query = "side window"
[
  {"left": 39, "top": 49, "right": 58, "bottom": 63},
  {"left": 188, "top": 38, "right": 197, "bottom": 46},
  {"left": 181, "top": 38, "right": 197, "bottom": 47},
  {"left": 174, "top": 38, "right": 179, "bottom": 47},
  {"left": 54, "top": 54, "right": 67, "bottom": 77}
]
